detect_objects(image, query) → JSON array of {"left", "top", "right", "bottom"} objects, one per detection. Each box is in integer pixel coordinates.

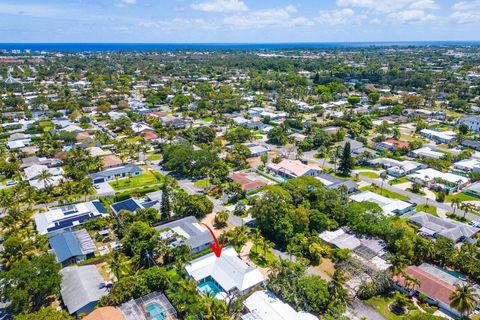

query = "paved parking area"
[{"left": 94, "top": 182, "right": 115, "bottom": 196}]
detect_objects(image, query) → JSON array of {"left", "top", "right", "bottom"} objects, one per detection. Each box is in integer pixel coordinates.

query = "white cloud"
[
  {"left": 337, "top": 0, "right": 438, "bottom": 13},
  {"left": 191, "top": 0, "right": 248, "bottom": 13},
  {"left": 409, "top": 0, "right": 439, "bottom": 10},
  {"left": 115, "top": 0, "right": 137, "bottom": 8},
  {"left": 139, "top": 17, "right": 216, "bottom": 31},
  {"left": 0, "top": 2, "right": 61, "bottom": 17},
  {"left": 450, "top": 10, "right": 480, "bottom": 23},
  {"left": 452, "top": 0, "right": 480, "bottom": 11},
  {"left": 386, "top": 9, "right": 437, "bottom": 23},
  {"left": 316, "top": 8, "right": 366, "bottom": 25},
  {"left": 223, "top": 6, "right": 313, "bottom": 29}
]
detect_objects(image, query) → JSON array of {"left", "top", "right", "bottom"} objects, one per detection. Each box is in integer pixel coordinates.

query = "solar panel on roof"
[
  {"left": 92, "top": 200, "right": 107, "bottom": 214},
  {"left": 111, "top": 199, "right": 141, "bottom": 213}
]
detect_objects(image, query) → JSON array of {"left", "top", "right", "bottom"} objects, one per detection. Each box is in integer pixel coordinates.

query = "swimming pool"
[
  {"left": 145, "top": 302, "right": 167, "bottom": 320},
  {"left": 198, "top": 278, "right": 224, "bottom": 297}
]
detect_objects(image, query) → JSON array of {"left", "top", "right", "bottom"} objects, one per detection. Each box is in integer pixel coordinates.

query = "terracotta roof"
[
  {"left": 84, "top": 307, "right": 125, "bottom": 320},
  {"left": 228, "top": 172, "right": 268, "bottom": 191},
  {"left": 143, "top": 130, "right": 158, "bottom": 141},
  {"left": 384, "top": 139, "right": 410, "bottom": 148},
  {"left": 76, "top": 132, "right": 92, "bottom": 141},
  {"left": 102, "top": 155, "right": 123, "bottom": 168},
  {"left": 395, "top": 265, "right": 455, "bottom": 305}
]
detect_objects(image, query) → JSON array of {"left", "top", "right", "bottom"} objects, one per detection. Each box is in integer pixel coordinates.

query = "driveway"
[{"left": 94, "top": 182, "right": 115, "bottom": 196}]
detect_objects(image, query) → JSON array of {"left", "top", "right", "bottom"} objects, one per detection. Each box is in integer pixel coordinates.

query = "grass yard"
[
  {"left": 201, "top": 116, "right": 212, "bottom": 122},
  {"left": 360, "top": 185, "right": 410, "bottom": 201},
  {"left": 249, "top": 246, "right": 278, "bottom": 268},
  {"left": 389, "top": 177, "right": 409, "bottom": 185},
  {"left": 366, "top": 296, "right": 437, "bottom": 320},
  {"left": 445, "top": 192, "right": 479, "bottom": 203},
  {"left": 194, "top": 178, "right": 210, "bottom": 188},
  {"left": 359, "top": 171, "right": 380, "bottom": 179},
  {"left": 109, "top": 171, "right": 163, "bottom": 191},
  {"left": 416, "top": 204, "right": 438, "bottom": 216},
  {"left": 147, "top": 154, "right": 161, "bottom": 161}
]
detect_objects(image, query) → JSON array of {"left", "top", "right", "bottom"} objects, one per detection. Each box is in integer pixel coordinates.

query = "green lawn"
[
  {"left": 359, "top": 171, "right": 380, "bottom": 179},
  {"left": 416, "top": 204, "right": 438, "bottom": 216},
  {"left": 389, "top": 177, "right": 409, "bottom": 185},
  {"left": 109, "top": 171, "right": 163, "bottom": 191},
  {"left": 147, "top": 154, "right": 161, "bottom": 161},
  {"left": 360, "top": 185, "right": 410, "bottom": 201},
  {"left": 366, "top": 296, "right": 439, "bottom": 320},
  {"left": 201, "top": 116, "right": 212, "bottom": 122},
  {"left": 446, "top": 192, "right": 479, "bottom": 203},
  {"left": 194, "top": 178, "right": 210, "bottom": 188},
  {"left": 249, "top": 246, "right": 278, "bottom": 268}
]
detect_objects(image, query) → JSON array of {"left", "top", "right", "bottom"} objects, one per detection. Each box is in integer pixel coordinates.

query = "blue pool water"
[
  {"left": 145, "top": 303, "right": 166, "bottom": 320},
  {"left": 198, "top": 278, "right": 224, "bottom": 296}
]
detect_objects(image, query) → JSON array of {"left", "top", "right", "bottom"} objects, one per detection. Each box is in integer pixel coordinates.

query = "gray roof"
[
  {"left": 89, "top": 164, "right": 142, "bottom": 180},
  {"left": 60, "top": 265, "right": 109, "bottom": 314},
  {"left": 409, "top": 212, "right": 478, "bottom": 242},
  {"left": 155, "top": 216, "right": 212, "bottom": 250}
]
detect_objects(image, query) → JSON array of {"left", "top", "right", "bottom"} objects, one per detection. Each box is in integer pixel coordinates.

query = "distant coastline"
[{"left": 1, "top": 41, "right": 480, "bottom": 52}]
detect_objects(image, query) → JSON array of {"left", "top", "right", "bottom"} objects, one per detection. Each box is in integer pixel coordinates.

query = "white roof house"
[
  {"left": 408, "top": 168, "right": 469, "bottom": 187},
  {"left": 453, "top": 159, "right": 480, "bottom": 172},
  {"left": 349, "top": 191, "right": 415, "bottom": 216},
  {"left": 242, "top": 290, "right": 317, "bottom": 320},
  {"left": 34, "top": 200, "right": 108, "bottom": 236},
  {"left": 185, "top": 246, "right": 264, "bottom": 296},
  {"left": 420, "top": 129, "right": 457, "bottom": 143},
  {"left": 411, "top": 147, "right": 445, "bottom": 160},
  {"left": 266, "top": 159, "right": 321, "bottom": 179},
  {"left": 24, "top": 164, "right": 64, "bottom": 189}
]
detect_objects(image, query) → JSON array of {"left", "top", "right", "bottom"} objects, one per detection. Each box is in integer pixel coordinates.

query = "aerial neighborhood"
[{"left": 1, "top": 45, "right": 480, "bottom": 320}]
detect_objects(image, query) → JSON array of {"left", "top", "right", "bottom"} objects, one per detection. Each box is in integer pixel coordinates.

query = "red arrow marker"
[{"left": 202, "top": 223, "right": 225, "bottom": 257}]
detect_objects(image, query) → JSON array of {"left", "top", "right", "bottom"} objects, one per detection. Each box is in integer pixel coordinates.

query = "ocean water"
[{"left": 1, "top": 41, "right": 480, "bottom": 52}]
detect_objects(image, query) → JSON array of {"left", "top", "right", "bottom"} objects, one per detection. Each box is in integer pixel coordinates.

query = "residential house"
[
  {"left": 349, "top": 191, "right": 416, "bottom": 216},
  {"left": 411, "top": 147, "right": 445, "bottom": 160},
  {"left": 48, "top": 229, "right": 96, "bottom": 266},
  {"left": 319, "top": 228, "right": 391, "bottom": 271},
  {"left": 463, "top": 181, "right": 480, "bottom": 198},
  {"left": 89, "top": 164, "right": 142, "bottom": 184},
  {"left": 185, "top": 246, "right": 264, "bottom": 298},
  {"left": 34, "top": 200, "right": 108, "bottom": 236},
  {"left": 409, "top": 211, "right": 478, "bottom": 242},
  {"left": 453, "top": 158, "right": 480, "bottom": 172},
  {"left": 420, "top": 129, "right": 457, "bottom": 144},
  {"left": 315, "top": 173, "right": 359, "bottom": 193},
  {"left": 101, "top": 154, "right": 123, "bottom": 169},
  {"left": 84, "top": 307, "right": 125, "bottom": 320},
  {"left": 60, "top": 265, "right": 110, "bottom": 316},
  {"left": 155, "top": 216, "right": 212, "bottom": 254},
  {"left": 393, "top": 265, "right": 471, "bottom": 318},
  {"left": 242, "top": 290, "right": 317, "bottom": 320},
  {"left": 375, "top": 139, "right": 410, "bottom": 151},
  {"left": 23, "top": 164, "right": 64, "bottom": 189},
  {"left": 110, "top": 195, "right": 160, "bottom": 215},
  {"left": 266, "top": 159, "right": 321, "bottom": 179},
  {"left": 244, "top": 143, "right": 269, "bottom": 157},
  {"left": 458, "top": 115, "right": 480, "bottom": 132},
  {"left": 119, "top": 291, "right": 177, "bottom": 320},
  {"left": 228, "top": 171, "right": 271, "bottom": 192},
  {"left": 407, "top": 168, "right": 469, "bottom": 191}
]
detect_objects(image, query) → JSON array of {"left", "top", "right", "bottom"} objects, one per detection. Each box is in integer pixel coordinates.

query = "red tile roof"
[
  {"left": 395, "top": 265, "right": 455, "bottom": 305},
  {"left": 384, "top": 139, "right": 410, "bottom": 148},
  {"left": 143, "top": 130, "right": 158, "bottom": 141},
  {"left": 228, "top": 172, "right": 268, "bottom": 191}
]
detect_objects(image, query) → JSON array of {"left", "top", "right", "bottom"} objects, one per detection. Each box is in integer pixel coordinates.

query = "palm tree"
[
  {"left": 214, "top": 210, "right": 229, "bottom": 228},
  {"left": 389, "top": 254, "right": 407, "bottom": 277},
  {"left": 380, "top": 171, "right": 388, "bottom": 195},
  {"left": 108, "top": 250, "right": 129, "bottom": 281},
  {"left": 449, "top": 283, "right": 479, "bottom": 319},
  {"left": 252, "top": 229, "right": 263, "bottom": 253},
  {"left": 261, "top": 238, "right": 273, "bottom": 257},
  {"left": 460, "top": 202, "right": 474, "bottom": 220},
  {"left": 451, "top": 198, "right": 461, "bottom": 216},
  {"left": 37, "top": 169, "right": 53, "bottom": 189},
  {"left": 329, "top": 269, "right": 350, "bottom": 305}
]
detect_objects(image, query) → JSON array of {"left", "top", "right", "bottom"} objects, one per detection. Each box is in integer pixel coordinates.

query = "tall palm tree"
[
  {"left": 108, "top": 250, "right": 129, "bottom": 281},
  {"left": 389, "top": 254, "right": 407, "bottom": 278},
  {"left": 451, "top": 198, "right": 461, "bottom": 216},
  {"left": 261, "top": 238, "right": 273, "bottom": 257},
  {"left": 37, "top": 169, "right": 53, "bottom": 189},
  {"left": 252, "top": 229, "right": 263, "bottom": 253},
  {"left": 380, "top": 171, "right": 388, "bottom": 196},
  {"left": 449, "top": 283, "right": 479, "bottom": 319}
]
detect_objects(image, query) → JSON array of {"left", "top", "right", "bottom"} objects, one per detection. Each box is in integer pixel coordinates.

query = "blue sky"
[{"left": 1, "top": 0, "right": 480, "bottom": 42}]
